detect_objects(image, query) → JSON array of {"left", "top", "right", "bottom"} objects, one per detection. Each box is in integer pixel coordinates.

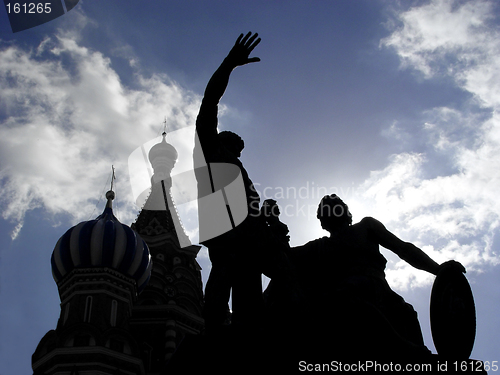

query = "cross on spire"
[
  {"left": 110, "top": 165, "right": 116, "bottom": 192},
  {"left": 163, "top": 116, "right": 167, "bottom": 136},
  {"left": 105, "top": 165, "right": 116, "bottom": 208}
]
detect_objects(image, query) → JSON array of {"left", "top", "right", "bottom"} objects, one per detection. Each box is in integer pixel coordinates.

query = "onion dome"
[
  {"left": 51, "top": 190, "right": 152, "bottom": 293},
  {"left": 148, "top": 132, "right": 178, "bottom": 184},
  {"left": 148, "top": 132, "right": 178, "bottom": 165}
]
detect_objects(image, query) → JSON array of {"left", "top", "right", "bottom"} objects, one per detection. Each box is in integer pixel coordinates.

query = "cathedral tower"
[
  {"left": 129, "top": 132, "right": 204, "bottom": 373},
  {"left": 33, "top": 131, "right": 205, "bottom": 374}
]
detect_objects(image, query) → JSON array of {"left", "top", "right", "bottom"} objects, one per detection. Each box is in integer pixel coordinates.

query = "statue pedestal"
[{"left": 166, "top": 327, "right": 487, "bottom": 374}]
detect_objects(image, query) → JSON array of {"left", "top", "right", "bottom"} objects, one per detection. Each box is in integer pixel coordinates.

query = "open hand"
[{"left": 225, "top": 32, "right": 261, "bottom": 67}]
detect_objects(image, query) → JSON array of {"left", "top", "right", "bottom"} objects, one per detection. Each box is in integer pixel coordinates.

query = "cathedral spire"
[
  {"left": 137, "top": 129, "right": 191, "bottom": 247},
  {"left": 129, "top": 124, "right": 204, "bottom": 371},
  {"left": 106, "top": 165, "right": 116, "bottom": 209},
  {"left": 163, "top": 116, "right": 168, "bottom": 136}
]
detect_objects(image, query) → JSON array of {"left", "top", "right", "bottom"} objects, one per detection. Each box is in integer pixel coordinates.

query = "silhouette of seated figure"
[{"left": 287, "top": 194, "right": 466, "bottom": 358}]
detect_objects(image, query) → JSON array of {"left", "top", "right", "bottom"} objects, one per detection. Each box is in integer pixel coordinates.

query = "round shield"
[{"left": 430, "top": 265, "right": 476, "bottom": 358}]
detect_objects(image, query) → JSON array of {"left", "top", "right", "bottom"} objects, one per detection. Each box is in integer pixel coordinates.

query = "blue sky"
[{"left": 1, "top": 0, "right": 500, "bottom": 373}]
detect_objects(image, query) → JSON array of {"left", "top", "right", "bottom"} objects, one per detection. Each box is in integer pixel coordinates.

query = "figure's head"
[
  {"left": 317, "top": 194, "right": 352, "bottom": 233},
  {"left": 218, "top": 131, "right": 244, "bottom": 157},
  {"left": 261, "top": 199, "right": 280, "bottom": 218}
]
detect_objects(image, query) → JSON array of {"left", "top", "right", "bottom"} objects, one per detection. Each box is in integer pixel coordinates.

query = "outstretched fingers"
[
  {"left": 247, "top": 34, "right": 261, "bottom": 53},
  {"left": 235, "top": 33, "right": 244, "bottom": 45},
  {"left": 238, "top": 32, "right": 261, "bottom": 51},
  {"left": 228, "top": 32, "right": 261, "bottom": 67},
  {"left": 240, "top": 31, "right": 252, "bottom": 45}
]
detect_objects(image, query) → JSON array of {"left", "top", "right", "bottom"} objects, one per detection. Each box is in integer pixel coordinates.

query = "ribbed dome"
[
  {"left": 148, "top": 132, "right": 178, "bottom": 164},
  {"left": 51, "top": 191, "right": 152, "bottom": 293}
]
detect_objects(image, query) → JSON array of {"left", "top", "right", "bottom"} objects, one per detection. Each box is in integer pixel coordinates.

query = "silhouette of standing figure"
[
  {"left": 291, "top": 194, "right": 466, "bottom": 355},
  {"left": 195, "top": 32, "right": 264, "bottom": 334}
]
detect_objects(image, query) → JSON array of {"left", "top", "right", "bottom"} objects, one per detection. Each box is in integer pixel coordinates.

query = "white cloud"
[
  {"left": 358, "top": 0, "right": 500, "bottom": 290},
  {"left": 382, "top": 0, "right": 495, "bottom": 80},
  {"left": 0, "top": 19, "right": 201, "bottom": 239}
]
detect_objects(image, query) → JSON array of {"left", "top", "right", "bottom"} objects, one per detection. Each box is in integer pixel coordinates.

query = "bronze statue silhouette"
[
  {"left": 170, "top": 34, "right": 482, "bottom": 369},
  {"left": 194, "top": 33, "right": 297, "bottom": 336},
  {"left": 286, "top": 194, "right": 466, "bottom": 357},
  {"left": 195, "top": 32, "right": 263, "bottom": 333},
  {"left": 170, "top": 33, "right": 482, "bottom": 371}
]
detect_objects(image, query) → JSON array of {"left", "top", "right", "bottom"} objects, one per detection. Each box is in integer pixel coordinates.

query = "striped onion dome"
[{"left": 51, "top": 191, "right": 152, "bottom": 293}]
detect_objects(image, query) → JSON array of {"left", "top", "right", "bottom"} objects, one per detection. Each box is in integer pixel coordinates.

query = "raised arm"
[
  {"left": 363, "top": 217, "right": 465, "bottom": 275},
  {"left": 202, "top": 32, "right": 261, "bottom": 106},
  {"left": 196, "top": 32, "right": 261, "bottom": 144}
]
